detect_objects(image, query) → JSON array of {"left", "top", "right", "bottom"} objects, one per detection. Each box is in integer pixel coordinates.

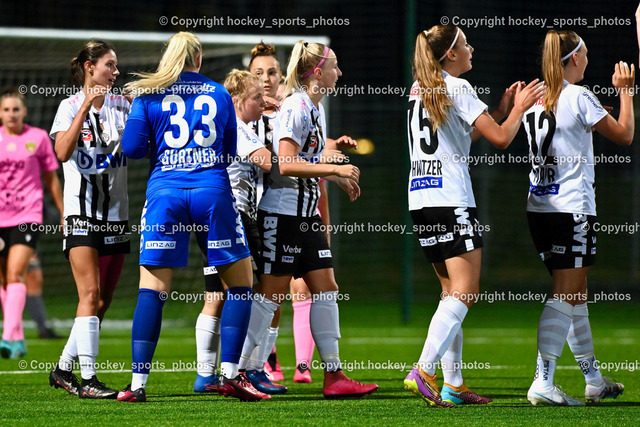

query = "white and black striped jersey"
[
  {"left": 407, "top": 71, "right": 488, "bottom": 210},
  {"left": 50, "top": 91, "right": 130, "bottom": 221},
  {"left": 252, "top": 110, "right": 278, "bottom": 206},
  {"left": 259, "top": 91, "right": 325, "bottom": 217},
  {"left": 227, "top": 118, "right": 266, "bottom": 220},
  {"left": 524, "top": 81, "right": 606, "bottom": 215}
]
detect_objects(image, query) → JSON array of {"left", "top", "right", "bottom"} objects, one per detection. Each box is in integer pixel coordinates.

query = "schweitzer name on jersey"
[{"left": 409, "top": 159, "right": 443, "bottom": 191}]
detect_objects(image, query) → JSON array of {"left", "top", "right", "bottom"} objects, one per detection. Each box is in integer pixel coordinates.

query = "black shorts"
[
  {"left": 202, "top": 212, "right": 260, "bottom": 293},
  {"left": 0, "top": 225, "right": 39, "bottom": 258},
  {"left": 258, "top": 211, "right": 333, "bottom": 279},
  {"left": 63, "top": 215, "right": 130, "bottom": 258},
  {"left": 410, "top": 207, "right": 484, "bottom": 263},
  {"left": 527, "top": 212, "right": 596, "bottom": 274}
]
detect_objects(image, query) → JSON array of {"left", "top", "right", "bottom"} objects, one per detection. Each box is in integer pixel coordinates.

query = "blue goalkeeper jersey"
[{"left": 122, "top": 71, "right": 237, "bottom": 195}]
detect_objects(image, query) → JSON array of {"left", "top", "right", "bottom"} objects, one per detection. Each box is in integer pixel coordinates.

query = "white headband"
[
  {"left": 561, "top": 38, "right": 583, "bottom": 62},
  {"left": 439, "top": 28, "right": 460, "bottom": 62}
]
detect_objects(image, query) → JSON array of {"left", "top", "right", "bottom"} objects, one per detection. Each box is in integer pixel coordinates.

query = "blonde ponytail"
[
  {"left": 283, "top": 40, "right": 330, "bottom": 97},
  {"left": 541, "top": 30, "right": 581, "bottom": 115},
  {"left": 413, "top": 26, "right": 458, "bottom": 131},
  {"left": 126, "top": 32, "right": 202, "bottom": 96}
]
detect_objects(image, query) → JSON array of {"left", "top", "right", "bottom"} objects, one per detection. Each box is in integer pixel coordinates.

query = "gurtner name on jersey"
[{"left": 160, "top": 146, "right": 224, "bottom": 171}]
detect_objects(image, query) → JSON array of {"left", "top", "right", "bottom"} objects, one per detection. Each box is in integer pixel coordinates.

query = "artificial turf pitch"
[{"left": 0, "top": 300, "right": 638, "bottom": 425}]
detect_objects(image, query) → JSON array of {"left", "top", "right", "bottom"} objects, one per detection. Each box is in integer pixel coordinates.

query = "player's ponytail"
[
  {"left": 224, "top": 69, "right": 260, "bottom": 102},
  {"left": 283, "top": 40, "right": 331, "bottom": 97},
  {"left": 70, "top": 39, "right": 116, "bottom": 88},
  {"left": 413, "top": 26, "right": 456, "bottom": 132},
  {"left": 126, "top": 32, "right": 202, "bottom": 96},
  {"left": 542, "top": 30, "right": 582, "bottom": 115}
]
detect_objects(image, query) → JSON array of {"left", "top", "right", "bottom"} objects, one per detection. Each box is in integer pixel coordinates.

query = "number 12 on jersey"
[{"left": 524, "top": 110, "right": 557, "bottom": 166}]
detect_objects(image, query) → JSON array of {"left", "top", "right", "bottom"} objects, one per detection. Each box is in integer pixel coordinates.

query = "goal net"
[{"left": 0, "top": 27, "right": 329, "bottom": 303}]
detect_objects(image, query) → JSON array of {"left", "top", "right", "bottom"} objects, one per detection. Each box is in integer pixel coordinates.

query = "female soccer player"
[
  {"left": 0, "top": 89, "right": 63, "bottom": 359},
  {"left": 239, "top": 40, "right": 378, "bottom": 399},
  {"left": 193, "top": 69, "right": 281, "bottom": 394},
  {"left": 118, "top": 32, "right": 266, "bottom": 403},
  {"left": 405, "top": 25, "right": 544, "bottom": 407},
  {"left": 525, "top": 30, "right": 633, "bottom": 406},
  {"left": 49, "top": 40, "right": 130, "bottom": 399}
]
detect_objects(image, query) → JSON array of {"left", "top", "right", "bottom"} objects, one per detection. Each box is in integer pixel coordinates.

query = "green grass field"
[{"left": 1, "top": 300, "right": 638, "bottom": 426}]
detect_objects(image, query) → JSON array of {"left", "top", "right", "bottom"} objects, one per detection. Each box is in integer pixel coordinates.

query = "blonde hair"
[
  {"left": 224, "top": 69, "right": 261, "bottom": 101},
  {"left": 283, "top": 40, "right": 332, "bottom": 97},
  {"left": 126, "top": 32, "right": 201, "bottom": 95},
  {"left": 413, "top": 26, "right": 458, "bottom": 131},
  {"left": 541, "top": 30, "right": 581, "bottom": 115}
]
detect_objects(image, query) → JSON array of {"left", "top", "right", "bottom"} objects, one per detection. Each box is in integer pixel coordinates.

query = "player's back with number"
[
  {"left": 407, "top": 73, "right": 486, "bottom": 210},
  {"left": 125, "top": 72, "right": 236, "bottom": 194},
  {"left": 523, "top": 85, "right": 605, "bottom": 214}
]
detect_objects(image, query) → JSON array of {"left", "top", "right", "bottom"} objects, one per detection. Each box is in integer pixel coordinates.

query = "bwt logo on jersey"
[
  {"left": 208, "top": 240, "right": 231, "bottom": 249},
  {"left": 77, "top": 150, "right": 127, "bottom": 170},
  {"left": 410, "top": 176, "right": 443, "bottom": 191},
  {"left": 145, "top": 241, "right": 176, "bottom": 249},
  {"left": 262, "top": 216, "right": 278, "bottom": 262}
]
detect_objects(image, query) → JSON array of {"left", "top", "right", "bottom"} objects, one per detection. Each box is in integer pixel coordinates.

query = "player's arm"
[
  {"left": 593, "top": 61, "right": 635, "bottom": 146},
  {"left": 278, "top": 138, "right": 359, "bottom": 180},
  {"left": 55, "top": 86, "right": 108, "bottom": 162},
  {"left": 473, "top": 79, "right": 544, "bottom": 149},
  {"left": 121, "top": 118, "right": 151, "bottom": 159},
  {"left": 43, "top": 170, "right": 64, "bottom": 224},
  {"left": 248, "top": 147, "right": 272, "bottom": 172},
  {"left": 278, "top": 138, "right": 360, "bottom": 202},
  {"left": 472, "top": 82, "right": 519, "bottom": 142}
]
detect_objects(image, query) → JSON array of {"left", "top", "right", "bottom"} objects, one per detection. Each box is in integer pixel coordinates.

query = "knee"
[{"left": 78, "top": 286, "right": 100, "bottom": 307}]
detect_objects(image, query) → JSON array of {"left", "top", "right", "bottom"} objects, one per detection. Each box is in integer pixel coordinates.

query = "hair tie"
[
  {"left": 301, "top": 46, "right": 330, "bottom": 79},
  {"left": 561, "top": 38, "right": 583, "bottom": 62},
  {"left": 438, "top": 28, "right": 460, "bottom": 62}
]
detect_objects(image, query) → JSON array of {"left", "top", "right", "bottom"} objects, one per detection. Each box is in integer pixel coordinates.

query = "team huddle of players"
[{"left": 2, "top": 13, "right": 637, "bottom": 408}]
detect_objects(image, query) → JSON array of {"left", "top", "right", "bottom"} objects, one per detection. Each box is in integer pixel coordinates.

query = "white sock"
[
  {"left": 247, "top": 326, "right": 279, "bottom": 371},
  {"left": 533, "top": 352, "right": 557, "bottom": 389},
  {"left": 567, "top": 303, "right": 603, "bottom": 385},
  {"left": 418, "top": 297, "right": 468, "bottom": 376},
  {"left": 310, "top": 291, "right": 341, "bottom": 372},
  {"left": 59, "top": 322, "right": 78, "bottom": 372},
  {"left": 262, "top": 327, "right": 279, "bottom": 366},
  {"left": 442, "top": 327, "right": 463, "bottom": 387},
  {"left": 75, "top": 316, "right": 100, "bottom": 380},
  {"left": 195, "top": 314, "right": 220, "bottom": 377},
  {"left": 238, "top": 297, "right": 278, "bottom": 370},
  {"left": 533, "top": 298, "right": 574, "bottom": 388},
  {"left": 132, "top": 373, "right": 148, "bottom": 391},
  {"left": 220, "top": 362, "right": 239, "bottom": 379}
]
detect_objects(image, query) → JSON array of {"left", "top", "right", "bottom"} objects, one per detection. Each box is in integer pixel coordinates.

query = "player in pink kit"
[{"left": 0, "top": 88, "right": 63, "bottom": 359}]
